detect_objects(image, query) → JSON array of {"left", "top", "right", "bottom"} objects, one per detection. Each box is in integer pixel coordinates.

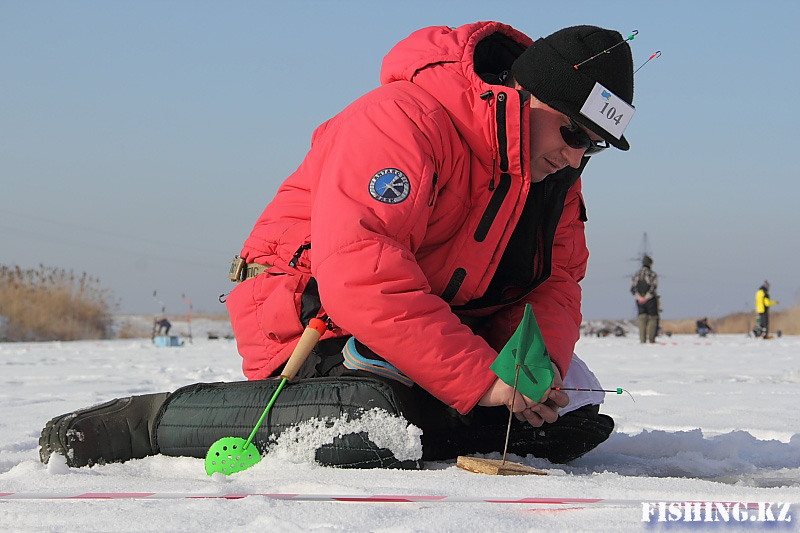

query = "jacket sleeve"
[
  {"left": 485, "top": 179, "right": 588, "bottom": 379},
  {"left": 649, "top": 273, "right": 658, "bottom": 299},
  {"left": 308, "top": 91, "right": 497, "bottom": 415},
  {"left": 631, "top": 269, "right": 656, "bottom": 300}
]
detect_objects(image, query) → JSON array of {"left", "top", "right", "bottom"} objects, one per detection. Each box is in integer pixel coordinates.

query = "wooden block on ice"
[{"left": 456, "top": 456, "right": 547, "bottom": 476}]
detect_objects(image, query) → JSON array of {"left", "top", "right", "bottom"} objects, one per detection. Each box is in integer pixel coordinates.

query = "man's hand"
[{"left": 478, "top": 363, "right": 569, "bottom": 427}]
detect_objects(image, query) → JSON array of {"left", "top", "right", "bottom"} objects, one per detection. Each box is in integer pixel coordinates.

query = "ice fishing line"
[
  {"left": 573, "top": 30, "right": 638, "bottom": 70},
  {"left": 634, "top": 51, "right": 661, "bottom": 74},
  {"left": 572, "top": 30, "right": 660, "bottom": 78},
  {"left": 554, "top": 387, "right": 635, "bottom": 402}
]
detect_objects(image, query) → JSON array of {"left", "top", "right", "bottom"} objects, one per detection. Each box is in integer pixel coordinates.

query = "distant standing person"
[
  {"left": 631, "top": 255, "right": 659, "bottom": 343},
  {"left": 754, "top": 281, "right": 778, "bottom": 339}
]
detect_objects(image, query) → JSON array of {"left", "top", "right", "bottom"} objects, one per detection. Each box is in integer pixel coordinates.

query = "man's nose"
[{"left": 562, "top": 145, "right": 585, "bottom": 169}]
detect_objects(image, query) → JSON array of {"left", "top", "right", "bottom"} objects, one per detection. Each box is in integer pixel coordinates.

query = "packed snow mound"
[
  {"left": 571, "top": 428, "right": 800, "bottom": 486},
  {"left": 266, "top": 409, "right": 423, "bottom": 463}
]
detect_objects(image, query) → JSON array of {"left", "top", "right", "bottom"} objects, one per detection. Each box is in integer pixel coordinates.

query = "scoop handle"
[
  {"left": 279, "top": 318, "right": 327, "bottom": 381},
  {"left": 241, "top": 318, "right": 329, "bottom": 451}
]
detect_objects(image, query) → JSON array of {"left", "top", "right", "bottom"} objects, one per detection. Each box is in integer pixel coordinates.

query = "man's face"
[{"left": 526, "top": 97, "right": 605, "bottom": 183}]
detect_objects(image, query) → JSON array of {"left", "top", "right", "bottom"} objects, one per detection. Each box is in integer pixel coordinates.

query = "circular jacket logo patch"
[{"left": 369, "top": 168, "right": 410, "bottom": 204}]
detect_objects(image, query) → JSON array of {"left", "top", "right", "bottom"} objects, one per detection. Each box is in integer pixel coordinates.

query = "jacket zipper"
[
  {"left": 495, "top": 93, "right": 509, "bottom": 174},
  {"left": 428, "top": 172, "right": 438, "bottom": 207},
  {"left": 473, "top": 91, "right": 511, "bottom": 242}
]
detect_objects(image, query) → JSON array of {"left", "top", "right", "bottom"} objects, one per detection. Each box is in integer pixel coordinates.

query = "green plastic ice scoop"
[{"left": 204, "top": 318, "right": 327, "bottom": 476}]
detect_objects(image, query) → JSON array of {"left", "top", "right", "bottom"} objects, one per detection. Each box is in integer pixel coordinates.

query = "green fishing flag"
[{"left": 489, "top": 304, "right": 554, "bottom": 402}]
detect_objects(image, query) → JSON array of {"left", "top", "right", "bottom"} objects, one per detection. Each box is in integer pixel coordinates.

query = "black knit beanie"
[{"left": 512, "top": 25, "right": 634, "bottom": 150}]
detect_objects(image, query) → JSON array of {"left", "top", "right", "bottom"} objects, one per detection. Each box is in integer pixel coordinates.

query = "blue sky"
[{"left": 2, "top": 0, "right": 798, "bottom": 320}]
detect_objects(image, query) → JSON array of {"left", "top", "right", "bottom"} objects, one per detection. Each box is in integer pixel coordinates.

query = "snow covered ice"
[{"left": 1, "top": 322, "right": 799, "bottom": 531}]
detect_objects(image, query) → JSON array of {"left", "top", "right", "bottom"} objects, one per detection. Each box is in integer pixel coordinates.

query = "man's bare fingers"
[
  {"left": 546, "top": 389, "right": 569, "bottom": 409},
  {"left": 519, "top": 408, "right": 545, "bottom": 427},
  {"left": 520, "top": 393, "right": 538, "bottom": 410},
  {"left": 532, "top": 403, "right": 559, "bottom": 424},
  {"left": 506, "top": 392, "right": 535, "bottom": 412}
]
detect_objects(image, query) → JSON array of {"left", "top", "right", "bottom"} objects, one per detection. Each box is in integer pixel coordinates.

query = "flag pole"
[{"left": 501, "top": 365, "right": 521, "bottom": 465}]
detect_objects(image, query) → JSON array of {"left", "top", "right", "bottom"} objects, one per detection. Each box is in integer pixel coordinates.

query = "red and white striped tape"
[
  {"left": 0, "top": 493, "right": 775, "bottom": 508},
  {"left": 0, "top": 492, "right": 621, "bottom": 503}
]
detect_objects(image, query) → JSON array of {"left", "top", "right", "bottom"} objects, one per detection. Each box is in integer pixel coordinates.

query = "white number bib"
[{"left": 580, "top": 82, "right": 635, "bottom": 140}]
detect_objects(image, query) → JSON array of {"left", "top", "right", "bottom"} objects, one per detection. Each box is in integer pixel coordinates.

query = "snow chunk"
[
  {"left": 45, "top": 453, "right": 70, "bottom": 475},
  {"left": 266, "top": 408, "right": 422, "bottom": 464}
]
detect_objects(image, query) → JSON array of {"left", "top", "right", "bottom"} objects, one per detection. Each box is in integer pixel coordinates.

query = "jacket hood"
[
  {"left": 380, "top": 22, "right": 531, "bottom": 86},
  {"left": 380, "top": 22, "right": 532, "bottom": 165}
]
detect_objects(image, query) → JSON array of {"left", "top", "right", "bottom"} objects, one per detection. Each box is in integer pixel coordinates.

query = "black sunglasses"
[{"left": 560, "top": 119, "right": 609, "bottom": 156}]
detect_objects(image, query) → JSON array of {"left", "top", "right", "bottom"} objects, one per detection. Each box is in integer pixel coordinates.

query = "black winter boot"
[
  {"left": 505, "top": 404, "right": 615, "bottom": 463},
  {"left": 416, "top": 403, "right": 615, "bottom": 464},
  {"left": 39, "top": 392, "right": 170, "bottom": 467}
]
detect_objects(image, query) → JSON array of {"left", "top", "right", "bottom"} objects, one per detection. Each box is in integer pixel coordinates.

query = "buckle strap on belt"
[{"left": 228, "top": 256, "right": 271, "bottom": 283}]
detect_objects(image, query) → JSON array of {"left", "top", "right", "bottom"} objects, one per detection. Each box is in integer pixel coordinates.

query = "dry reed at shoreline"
[
  {"left": 0, "top": 264, "right": 116, "bottom": 341},
  {"left": 661, "top": 304, "right": 799, "bottom": 335}
]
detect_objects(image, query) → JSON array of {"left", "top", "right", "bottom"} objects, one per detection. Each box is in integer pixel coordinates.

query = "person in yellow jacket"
[{"left": 754, "top": 281, "right": 778, "bottom": 338}]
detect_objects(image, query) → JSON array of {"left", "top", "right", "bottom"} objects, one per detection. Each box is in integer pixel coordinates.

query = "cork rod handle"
[{"left": 279, "top": 318, "right": 327, "bottom": 381}]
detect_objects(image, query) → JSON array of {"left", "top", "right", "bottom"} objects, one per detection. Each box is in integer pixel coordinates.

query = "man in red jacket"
[
  {"left": 41, "top": 22, "right": 636, "bottom": 469},
  {"left": 226, "top": 22, "right": 632, "bottom": 443}
]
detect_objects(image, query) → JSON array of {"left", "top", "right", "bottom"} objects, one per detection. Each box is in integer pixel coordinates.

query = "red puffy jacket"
[{"left": 227, "top": 21, "right": 589, "bottom": 415}]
